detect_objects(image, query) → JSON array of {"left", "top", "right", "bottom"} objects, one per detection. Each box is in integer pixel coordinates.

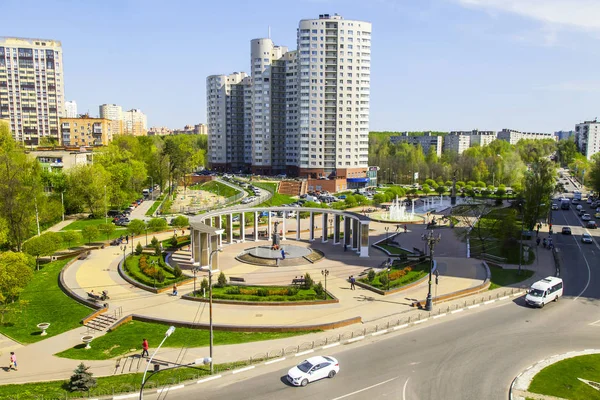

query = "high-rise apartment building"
[
  {"left": 64, "top": 100, "right": 77, "bottom": 118},
  {"left": 99, "top": 103, "right": 122, "bottom": 121},
  {"left": 390, "top": 132, "right": 443, "bottom": 157},
  {"left": 444, "top": 130, "right": 496, "bottom": 154},
  {"left": 0, "top": 37, "right": 65, "bottom": 146},
  {"left": 123, "top": 109, "right": 147, "bottom": 136},
  {"left": 207, "top": 14, "right": 372, "bottom": 184},
  {"left": 575, "top": 119, "right": 600, "bottom": 160},
  {"left": 497, "top": 129, "right": 554, "bottom": 145}
]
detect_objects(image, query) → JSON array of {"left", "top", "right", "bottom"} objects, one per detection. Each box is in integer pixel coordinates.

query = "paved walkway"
[{"left": 0, "top": 211, "right": 557, "bottom": 386}]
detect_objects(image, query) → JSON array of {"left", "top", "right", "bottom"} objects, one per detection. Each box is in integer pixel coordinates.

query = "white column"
[
  {"left": 240, "top": 213, "right": 245, "bottom": 242},
  {"left": 296, "top": 213, "right": 301, "bottom": 240},
  {"left": 267, "top": 212, "right": 272, "bottom": 240},
  {"left": 282, "top": 211, "right": 286, "bottom": 241},
  {"left": 217, "top": 216, "right": 222, "bottom": 247},
  {"left": 228, "top": 214, "right": 233, "bottom": 244},
  {"left": 309, "top": 212, "right": 315, "bottom": 242},
  {"left": 360, "top": 221, "right": 369, "bottom": 257},
  {"left": 322, "top": 212, "right": 328, "bottom": 243}
]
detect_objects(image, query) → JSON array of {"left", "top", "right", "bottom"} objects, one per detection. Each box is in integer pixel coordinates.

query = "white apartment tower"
[
  {"left": 64, "top": 100, "right": 77, "bottom": 118},
  {"left": 0, "top": 37, "right": 65, "bottom": 146},
  {"left": 206, "top": 14, "right": 372, "bottom": 179},
  {"left": 99, "top": 104, "right": 123, "bottom": 121},
  {"left": 296, "top": 14, "right": 371, "bottom": 177},
  {"left": 206, "top": 72, "right": 251, "bottom": 170},
  {"left": 575, "top": 119, "right": 600, "bottom": 160}
]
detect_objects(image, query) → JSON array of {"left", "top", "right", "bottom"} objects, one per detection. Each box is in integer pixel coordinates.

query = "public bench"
[
  {"left": 78, "top": 250, "right": 91, "bottom": 260},
  {"left": 229, "top": 276, "right": 246, "bottom": 283},
  {"left": 292, "top": 277, "right": 306, "bottom": 286}
]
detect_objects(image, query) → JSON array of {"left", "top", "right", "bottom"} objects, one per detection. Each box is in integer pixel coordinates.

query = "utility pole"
[
  {"left": 34, "top": 195, "right": 41, "bottom": 236},
  {"left": 422, "top": 230, "right": 441, "bottom": 311}
]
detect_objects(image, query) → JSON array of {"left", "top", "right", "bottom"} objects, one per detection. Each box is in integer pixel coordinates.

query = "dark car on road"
[{"left": 561, "top": 227, "right": 572, "bottom": 235}]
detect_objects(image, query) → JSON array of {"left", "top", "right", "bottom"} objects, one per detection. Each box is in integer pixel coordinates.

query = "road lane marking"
[
  {"left": 468, "top": 304, "right": 480, "bottom": 309},
  {"left": 197, "top": 375, "right": 222, "bottom": 384},
  {"left": 393, "top": 324, "right": 408, "bottom": 330},
  {"left": 413, "top": 318, "right": 428, "bottom": 324},
  {"left": 589, "top": 319, "right": 600, "bottom": 326},
  {"left": 432, "top": 313, "right": 446, "bottom": 319},
  {"left": 484, "top": 300, "right": 495, "bottom": 304},
  {"left": 372, "top": 329, "right": 388, "bottom": 336},
  {"left": 157, "top": 384, "right": 184, "bottom": 394},
  {"left": 265, "top": 357, "right": 286, "bottom": 365},
  {"left": 295, "top": 350, "right": 314, "bottom": 357},
  {"left": 232, "top": 366, "right": 255, "bottom": 374},
  {"left": 403, "top": 378, "right": 410, "bottom": 400},
  {"left": 322, "top": 342, "right": 340, "bottom": 349},
  {"left": 451, "top": 309, "right": 464, "bottom": 314},
  {"left": 347, "top": 336, "right": 365, "bottom": 343},
  {"left": 571, "top": 233, "right": 592, "bottom": 300},
  {"left": 499, "top": 296, "right": 509, "bottom": 300},
  {"left": 330, "top": 377, "right": 399, "bottom": 400}
]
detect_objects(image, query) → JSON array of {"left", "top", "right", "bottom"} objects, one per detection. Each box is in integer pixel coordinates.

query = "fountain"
[{"left": 369, "top": 196, "right": 421, "bottom": 222}]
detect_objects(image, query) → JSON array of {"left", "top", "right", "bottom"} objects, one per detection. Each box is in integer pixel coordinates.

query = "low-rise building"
[
  {"left": 390, "top": 132, "right": 443, "bottom": 157},
  {"left": 575, "top": 120, "right": 600, "bottom": 160},
  {"left": 444, "top": 130, "right": 496, "bottom": 154},
  {"left": 497, "top": 129, "right": 554, "bottom": 145},
  {"left": 60, "top": 116, "right": 113, "bottom": 146},
  {"left": 29, "top": 148, "right": 92, "bottom": 172}
]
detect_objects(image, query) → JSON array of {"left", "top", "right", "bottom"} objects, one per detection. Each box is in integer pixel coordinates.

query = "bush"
[
  {"left": 170, "top": 235, "right": 178, "bottom": 248},
  {"left": 217, "top": 272, "right": 227, "bottom": 287},
  {"left": 200, "top": 278, "right": 209, "bottom": 292},
  {"left": 151, "top": 236, "right": 159, "bottom": 247},
  {"left": 257, "top": 288, "right": 269, "bottom": 297},
  {"left": 302, "top": 272, "right": 314, "bottom": 290},
  {"left": 313, "top": 281, "right": 325, "bottom": 298},
  {"left": 379, "top": 273, "right": 389, "bottom": 287},
  {"left": 69, "top": 363, "right": 97, "bottom": 392},
  {"left": 154, "top": 245, "right": 161, "bottom": 256},
  {"left": 173, "top": 265, "right": 182, "bottom": 278},
  {"left": 286, "top": 287, "right": 299, "bottom": 296},
  {"left": 156, "top": 269, "right": 166, "bottom": 283},
  {"left": 135, "top": 242, "right": 143, "bottom": 255},
  {"left": 225, "top": 286, "right": 241, "bottom": 295},
  {"left": 367, "top": 269, "right": 376, "bottom": 282}
]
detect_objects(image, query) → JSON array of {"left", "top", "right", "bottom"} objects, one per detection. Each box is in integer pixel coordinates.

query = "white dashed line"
[
  {"left": 232, "top": 366, "right": 255, "bottom": 374},
  {"left": 499, "top": 296, "right": 509, "bottom": 301},
  {"left": 393, "top": 323, "right": 409, "bottom": 330},
  {"left": 197, "top": 375, "right": 222, "bottom": 384},
  {"left": 468, "top": 304, "right": 480, "bottom": 309},
  {"left": 484, "top": 300, "right": 496, "bottom": 305},
  {"left": 432, "top": 313, "right": 447, "bottom": 319},
  {"left": 414, "top": 318, "right": 429, "bottom": 325},
  {"left": 451, "top": 309, "right": 464, "bottom": 314},
  {"left": 372, "top": 329, "right": 388, "bottom": 336},
  {"left": 157, "top": 384, "right": 184, "bottom": 394},
  {"left": 347, "top": 336, "right": 365, "bottom": 343},
  {"left": 265, "top": 357, "right": 286, "bottom": 365},
  {"left": 295, "top": 350, "right": 314, "bottom": 357},
  {"left": 322, "top": 342, "right": 340, "bottom": 349}
]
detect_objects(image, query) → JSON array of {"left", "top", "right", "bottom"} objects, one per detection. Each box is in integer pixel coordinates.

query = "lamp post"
[
  {"left": 422, "top": 230, "right": 441, "bottom": 311},
  {"left": 321, "top": 269, "right": 329, "bottom": 300},
  {"left": 518, "top": 199, "right": 525, "bottom": 276},
  {"left": 208, "top": 248, "right": 222, "bottom": 374},
  {"left": 139, "top": 325, "right": 175, "bottom": 400},
  {"left": 385, "top": 226, "right": 389, "bottom": 244},
  {"left": 328, "top": 218, "right": 333, "bottom": 240},
  {"left": 144, "top": 224, "right": 149, "bottom": 246},
  {"left": 104, "top": 185, "right": 107, "bottom": 224},
  {"left": 386, "top": 258, "right": 392, "bottom": 291}
]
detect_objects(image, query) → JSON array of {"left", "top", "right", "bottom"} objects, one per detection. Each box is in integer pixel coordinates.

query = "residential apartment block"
[
  {"left": 555, "top": 130, "right": 575, "bottom": 141},
  {"left": 29, "top": 149, "right": 91, "bottom": 172},
  {"left": 390, "top": 132, "right": 443, "bottom": 157},
  {"left": 207, "top": 14, "right": 372, "bottom": 183},
  {"left": 497, "top": 129, "right": 554, "bottom": 145},
  {"left": 575, "top": 119, "right": 600, "bottom": 160},
  {"left": 444, "top": 130, "right": 496, "bottom": 154},
  {"left": 60, "top": 115, "right": 113, "bottom": 147},
  {"left": 64, "top": 100, "right": 77, "bottom": 118},
  {"left": 0, "top": 37, "right": 65, "bottom": 146},
  {"left": 123, "top": 109, "right": 147, "bottom": 136}
]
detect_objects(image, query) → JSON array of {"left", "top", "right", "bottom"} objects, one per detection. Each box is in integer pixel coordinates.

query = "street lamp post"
[
  {"left": 422, "top": 230, "right": 442, "bottom": 311},
  {"left": 321, "top": 269, "right": 329, "bottom": 300},
  {"left": 139, "top": 325, "right": 175, "bottom": 400},
  {"left": 208, "top": 248, "right": 222, "bottom": 374},
  {"left": 386, "top": 258, "right": 392, "bottom": 291},
  {"left": 328, "top": 218, "right": 333, "bottom": 240},
  {"left": 104, "top": 185, "right": 107, "bottom": 224},
  {"left": 518, "top": 200, "right": 525, "bottom": 276},
  {"left": 144, "top": 224, "right": 149, "bottom": 246}
]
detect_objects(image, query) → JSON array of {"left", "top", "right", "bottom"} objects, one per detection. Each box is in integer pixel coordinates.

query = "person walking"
[
  {"left": 125, "top": 235, "right": 129, "bottom": 244},
  {"left": 542, "top": 238, "right": 547, "bottom": 248},
  {"left": 141, "top": 339, "right": 149, "bottom": 358},
  {"left": 350, "top": 275, "right": 356, "bottom": 290},
  {"left": 536, "top": 237, "right": 541, "bottom": 246},
  {"left": 8, "top": 352, "right": 17, "bottom": 371},
  {"left": 404, "top": 224, "right": 408, "bottom": 233},
  {"left": 172, "top": 284, "right": 178, "bottom": 296},
  {"left": 281, "top": 249, "right": 286, "bottom": 260}
]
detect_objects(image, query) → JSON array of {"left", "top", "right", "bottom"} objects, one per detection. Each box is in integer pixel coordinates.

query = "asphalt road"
[{"left": 148, "top": 181, "right": 600, "bottom": 400}]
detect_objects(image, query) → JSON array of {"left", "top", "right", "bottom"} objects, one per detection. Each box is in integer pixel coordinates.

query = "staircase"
[
  {"left": 84, "top": 309, "right": 120, "bottom": 332},
  {"left": 114, "top": 355, "right": 171, "bottom": 375},
  {"left": 278, "top": 180, "right": 303, "bottom": 196}
]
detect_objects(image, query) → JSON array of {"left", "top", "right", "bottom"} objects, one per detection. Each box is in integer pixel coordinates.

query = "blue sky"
[{"left": 3, "top": 0, "right": 600, "bottom": 132}]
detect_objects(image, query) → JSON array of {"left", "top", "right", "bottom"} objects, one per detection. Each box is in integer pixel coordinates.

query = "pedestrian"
[
  {"left": 172, "top": 284, "right": 178, "bottom": 296},
  {"left": 536, "top": 237, "right": 541, "bottom": 246},
  {"left": 173, "top": 229, "right": 177, "bottom": 237},
  {"left": 125, "top": 235, "right": 129, "bottom": 244},
  {"left": 344, "top": 243, "right": 347, "bottom": 252},
  {"left": 8, "top": 352, "right": 17, "bottom": 371},
  {"left": 281, "top": 248, "right": 286, "bottom": 260},
  {"left": 141, "top": 339, "right": 149, "bottom": 358},
  {"left": 350, "top": 275, "right": 356, "bottom": 290},
  {"left": 542, "top": 238, "right": 547, "bottom": 248},
  {"left": 404, "top": 224, "right": 408, "bottom": 233}
]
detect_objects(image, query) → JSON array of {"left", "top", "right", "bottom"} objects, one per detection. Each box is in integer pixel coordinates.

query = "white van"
[{"left": 525, "top": 276, "right": 563, "bottom": 308}]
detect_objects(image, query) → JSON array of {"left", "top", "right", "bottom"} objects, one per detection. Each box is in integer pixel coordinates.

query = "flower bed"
[
  {"left": 359, "top": 260, "right": 430, "bottom": 290},
  {"left": 124, "top": 254, "right": 187, "bottom": 288},
  {"left": 191, "top": 284, "right": 333, "bottom": 302}
]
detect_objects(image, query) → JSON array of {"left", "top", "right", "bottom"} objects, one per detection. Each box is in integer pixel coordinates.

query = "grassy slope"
[
  {"left": 487, "top": 263, "right": 534, "bottom": 290},
  {"left": 253, "top": 181, "right": 296, "bottom": 207},
  {"left": 192, "top": 181, "right": 240, "bottom": 198},
  {"left": 528, "top": 354, "right": 600, "bottom": 400},
  {"left": 56, "top": 320, "right": 317, "bottom": 360},
  {"left": 0, "top": 259, "right": 92, "bottom": 343}
]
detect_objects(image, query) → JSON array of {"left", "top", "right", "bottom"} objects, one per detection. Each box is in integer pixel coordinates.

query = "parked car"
[
  {"left": 595, "top": 212, "right": 600, "bottom": 219},
  {"left": 582, "top": 214, "right": 592, "bottom": 221},
  {"left": 587, "top": 221, "right": 597, "bottom": 229},
  {"left": 561, "top": 227, "right": 572, "bottom": 235},
  {"left": 287, "top": 356, "right": 339, "bottom": 387},
  {"left": 582, "top": 233, "right": 593, "bottom": 243},
  {"left": 551, "top": 203, "right": 559, "bottom": 210}
]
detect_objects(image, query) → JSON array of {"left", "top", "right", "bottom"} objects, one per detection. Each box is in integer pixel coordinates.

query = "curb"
[
  {"left": 98, "top": 290, "right": 524, "bottom": 400},
  {"left": 509, "top": 349, "right": 600, "bottom": 400}
]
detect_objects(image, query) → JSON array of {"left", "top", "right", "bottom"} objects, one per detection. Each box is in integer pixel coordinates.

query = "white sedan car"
[
  {"left": 287, "top": 356, "right": 339, "bottom": 387},
  {"left": 582, "top": 214, "right": 592, "bottom": 221},
  {"left": 582, "top": 233, "right": 593, "bottom": 244}
]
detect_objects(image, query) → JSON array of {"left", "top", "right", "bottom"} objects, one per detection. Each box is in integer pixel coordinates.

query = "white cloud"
[{"left": 457, "top": 0, "right": 600, "bottom": 31}]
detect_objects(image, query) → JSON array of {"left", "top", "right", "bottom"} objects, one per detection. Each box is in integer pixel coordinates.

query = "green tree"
[
  {"left": 147, "top": 218, "right": 168, "bottom": 232},
  {"left": 556, "top": 138, "right": 577, "bottom": 167},
  {"left": 588, "top": 153, "right": 600, "bottom": 195},
  {"left": 435, "top": 185, "right": 446, "bottom": 195},
  {"left": 97, "top": 223, "right": 115, "bottom": 241},
  {"left": 127, "top": 219, "right": 146, "bottom": 237},
  {"left": 522, "top": 159, "right": 556, "bottom": 231},
  {"left": 66, "top": 164, "right": 112, "bottom": 217},
  {"left": 217, "top": 271, "right": 227, "bottom": 287},
  {"left": 0, "top": 251, "right": 35, "bottom": 304},
  {"left": 69, "top": 363, "right": 97, "bottom": 392},
  {"left": 135, "top": 242, "right": 143, "bottom": 255},
  {"left": 22, "top": 232, "right": 63, "bottom": 270},
  {"left": 62, "top": 230, "right": 81, "bottom": 249},
  {"left": 81, "top": 226, "right": 99, "bottom": 244},
  {"left": 171, "top": 215, "right": 190, "bottom": 230}
]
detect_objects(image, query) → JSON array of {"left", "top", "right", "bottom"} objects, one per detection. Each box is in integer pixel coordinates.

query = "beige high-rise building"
[
  {"left": 0, "top": 37, "right": 65, "bottom": 146},
  {"left": 99, "top": 103, "right": 122, "bottom": 121},
  {"left": 123, "top": 109, "right": 147, "bottom": 136}
]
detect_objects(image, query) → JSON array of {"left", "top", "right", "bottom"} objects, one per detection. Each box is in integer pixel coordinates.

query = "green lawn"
[
  {"left": 61, "top": 218, "right": 116, "bottom": 231},
  {"left": 145, "top": 195, "right": 164, "bottom": 216},
  {"left": 191, "top": 181, "right": 240, "bottom": 199},
  {"left": 56, "top": 320, "right": 317, "bottom": 360},
  {"left": 57, "top": 228, "right": 128, "bottom": 249},
  {"left": 0, "top": 358, "right": 256, "bottom": 399},
  {"left": 0, "top": 259, "right": 92, "bottom": 344},
  {"left": 123, "top": 254, "right": 188, "bottom": 288},
  {"left": 359, "top": 261, "right": 429, "bottom": 290},
  {"left": 528, "top": 354, "right": 600, "bottom": 400},
  {"left": 487, "top": 263, "right": 534, "bottom": 290},
  {"left": 378, "top": 244, "right": 412, "bottom": 255},
  {"left": 198, "top": 284, "right": 332, "bottom": 302},
  {"left": 471, "top": 238, "right": 535, "bottom": 265}
]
